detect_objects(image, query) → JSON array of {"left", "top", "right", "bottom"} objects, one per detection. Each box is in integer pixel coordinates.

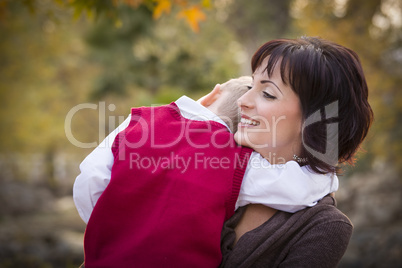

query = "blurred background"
[{"left": 0, "top": 0, "right": 401, "bottom": 267}]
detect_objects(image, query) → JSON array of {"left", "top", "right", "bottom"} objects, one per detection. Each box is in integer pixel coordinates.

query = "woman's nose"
[{"left": 237, "top": 90, "right": 254, "bottom": 110}]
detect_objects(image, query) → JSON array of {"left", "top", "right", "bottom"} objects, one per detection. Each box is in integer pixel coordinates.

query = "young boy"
[{"left": 74, "top": 77, "right": 338, "bottom": 267}]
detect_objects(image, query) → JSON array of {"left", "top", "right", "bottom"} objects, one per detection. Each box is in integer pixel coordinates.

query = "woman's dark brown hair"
[{"left": 251, "top": 36, "right": 374, "bottom": 174}]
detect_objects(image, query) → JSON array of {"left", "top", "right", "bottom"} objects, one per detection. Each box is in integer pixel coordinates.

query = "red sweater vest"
[{"left": 84, "top": 103, "right": 252, "bottom": 268}]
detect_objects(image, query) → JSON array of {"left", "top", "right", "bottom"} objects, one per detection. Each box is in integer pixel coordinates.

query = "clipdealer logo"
[
  {"left": 302, "top": 101, "right": 339, "bottom": 166},
  {"left": 64, "top": 102, "right": 126, "bottom": 148},
  {"left": 64, "top": 101, "right": 340, "bottom": 166}
]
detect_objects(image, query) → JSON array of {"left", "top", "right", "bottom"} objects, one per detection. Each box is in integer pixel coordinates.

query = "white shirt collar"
[{"left": 175, "top": 96, "right": 231, "bottom": 132}]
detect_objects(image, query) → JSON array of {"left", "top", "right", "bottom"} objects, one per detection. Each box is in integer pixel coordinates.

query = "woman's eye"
[{"left": 263, "top": 91, "right": 276, "bottom": 100}]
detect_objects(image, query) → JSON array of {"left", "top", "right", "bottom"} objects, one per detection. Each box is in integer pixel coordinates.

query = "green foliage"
[
  {"left": 226, "top": 0, "right": 293, "bottom": 44},
  {"left": 0, "top": 0, "right": 242, "bottom": 158},
  {"left": 68, "top": 0, "right": 117, "bottom": 19},
  {"left": 0, "top": 1, "right": 98, "bottom": 154},
  {"left": 83, "top": 5, "right": 154, "bottom": 98},
  {"left": 84, "top": 5, "right": 241, "bottom": 100},
  {"left": 84, "top": 5, "right": 154, "bottom": 48}
]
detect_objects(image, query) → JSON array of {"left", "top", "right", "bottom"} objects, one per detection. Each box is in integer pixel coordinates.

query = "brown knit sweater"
[{"left": 220, "top": 195, "right": 353, "bottom": 268}]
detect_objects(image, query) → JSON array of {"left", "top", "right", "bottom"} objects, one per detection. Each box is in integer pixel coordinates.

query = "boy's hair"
[{"left": 217, "top": 76, "right": 252, "bottom": 133}]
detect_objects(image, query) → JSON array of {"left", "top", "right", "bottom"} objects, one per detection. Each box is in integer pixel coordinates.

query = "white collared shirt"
[{"left": 73, "top": 96, "right": 338, "bottom": 223}]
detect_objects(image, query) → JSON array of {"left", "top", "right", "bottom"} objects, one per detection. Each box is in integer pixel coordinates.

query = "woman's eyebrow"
[{"left": 261, "top": 80, "right": 283, "bottom": 95}]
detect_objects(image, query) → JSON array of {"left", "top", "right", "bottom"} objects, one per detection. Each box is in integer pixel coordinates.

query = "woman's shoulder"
[
  {"left": 268, "top": 195, "right": 353, "bottom": 268},
  {"left": 304, "top": 195, "right": 353, "bottom": 227},
  {"left": 285, "top": 195, "right": 354, "bottom": 247}
]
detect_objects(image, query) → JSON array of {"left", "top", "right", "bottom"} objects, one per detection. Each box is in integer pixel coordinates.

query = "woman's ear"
[{"left": 198, "top": 84, "right": 222, "bottom": 107}]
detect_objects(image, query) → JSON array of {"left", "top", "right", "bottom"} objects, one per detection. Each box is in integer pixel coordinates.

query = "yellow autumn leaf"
[
  {"left": 177, "top": 5, "right": 206, "bottom": 32},
  {"left": 153, "top": 0, "right": 172, "bottom": 19}
]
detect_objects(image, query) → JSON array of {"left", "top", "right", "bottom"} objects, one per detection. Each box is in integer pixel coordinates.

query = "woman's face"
[{"left": 234, "top": 58, "right": 303, "bottom": 163}]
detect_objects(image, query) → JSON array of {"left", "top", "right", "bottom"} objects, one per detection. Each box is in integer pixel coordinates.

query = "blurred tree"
[
  {"left": 0, "top": 0, "right": 210, "bottom": 32},
  {"left": 68, "top": 0, "right": 210, "bottom": 32},
  {"left": 82, "top": 3, "right": 241, "bottom": 99},
  {"left": 83, "top": 5, "right": 155, "bottom": 98},
  {"left": 0, "top": 0, "right": 243, "bottom": 190},
  {"left": 224, "top": 0, "right": 294, "bottom": 57},
  {"left": 0, "top": 1, "right": 101, "bottom": 190}
]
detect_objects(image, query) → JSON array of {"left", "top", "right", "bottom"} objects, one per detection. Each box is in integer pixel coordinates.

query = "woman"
[{"left": 220, "top": 37, "right": 373, "bottom": 267}]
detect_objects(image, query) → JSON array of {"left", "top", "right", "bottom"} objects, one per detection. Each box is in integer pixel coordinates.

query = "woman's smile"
[{"left": 239, "top": 114, "right": 260, "bottom": 127}]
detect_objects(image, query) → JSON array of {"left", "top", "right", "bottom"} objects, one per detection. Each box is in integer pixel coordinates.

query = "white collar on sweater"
[{"left": 175, "top": 96, "right": 231, "bottom": 132}]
